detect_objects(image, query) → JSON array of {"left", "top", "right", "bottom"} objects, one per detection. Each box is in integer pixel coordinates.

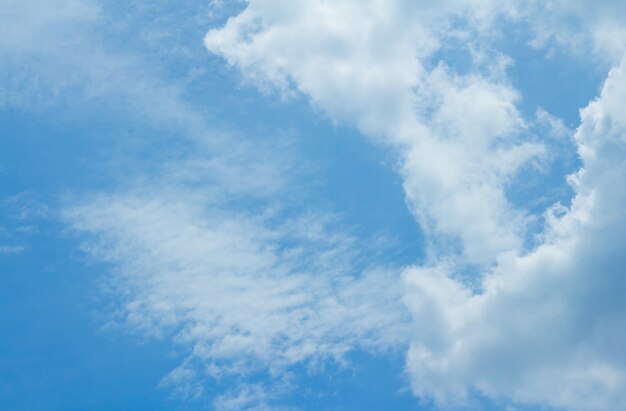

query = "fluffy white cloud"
[
  {"left": 205, "top": 0, "right": 538, "bottom": 266},
  {"left": 404, "top": 57, "right": 626, "bottom": 411}
]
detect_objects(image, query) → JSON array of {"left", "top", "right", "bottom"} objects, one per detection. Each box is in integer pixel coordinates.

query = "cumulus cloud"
[
  {"left": 204, "top": 0, "right": 539, "bottom": 266},
  {"left": 204, "top": 1, "right": 626, "bottom": 409},
  {"left": 404, "top": 57, "right": 626, "bottom": 411}
]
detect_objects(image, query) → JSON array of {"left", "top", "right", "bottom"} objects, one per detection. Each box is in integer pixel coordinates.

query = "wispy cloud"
[
  {"left": 0, "top": 244, "right": 24, "bottom": 254},
  {"left": 10, "top": 1, "right": 412, "bottom": 405},
  {"left": 0, "top": 0, "right": 212, "bottom": 140},
  {"left": 64, "top": 177, "right": 411, "bottom": 406}
]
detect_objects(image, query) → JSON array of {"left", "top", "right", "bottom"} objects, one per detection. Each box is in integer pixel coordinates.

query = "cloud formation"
[
  {"left": 204, "top": 0, "right": 542, "bottom": 267},
  {"left": 0, "top": 0, "right": 211, "bottom": 138},
  {"left": 404, "top": 57, "right": 626, "bottom": 411},
  {"left": 204, "top": 1, "right": 626, "bottom": 409},
  {"left": 65, "top": 178, "right": 411, "bottom": 407},
  {"left": 9, "top": 0, "right": 625, "bottom": 409}
]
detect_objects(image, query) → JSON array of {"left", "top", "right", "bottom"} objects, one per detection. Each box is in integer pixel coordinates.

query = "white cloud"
[
  {"left": 65, "top": 184, "right": 410, "bottom": 404},
  {"left": 0, "top": 193, "right": 50, "bottom": 254},
  {"left": 535, "top": 108, "right": 571, "bottom": 140},
  {"left": 6, "top": 0, "right": 623, "bottom": 409},
  {"left": 203, "top": 1, "right": 626, "bottom": 410},
  {"left": 403, "top": 57, "right": 626, "bottom": 411},
  {"left": 212, "top": 377, "right": 296, "bottom": 411},
  {"left": 205, "top": 0, "right": 539, "bottom": 266},
  {"left": 0, "top": 0, "right": 212, "bottom": 139},
  {"left": 3, "top": 1, "right": 410, "bottom": 406},
  {"left": 523, "top": 1, "right": 626, "bottom": 65}
]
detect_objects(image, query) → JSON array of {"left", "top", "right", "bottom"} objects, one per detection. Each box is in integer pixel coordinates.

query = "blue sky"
[{"left": 2, "top": 1, "right": 626, "bottom": 410}]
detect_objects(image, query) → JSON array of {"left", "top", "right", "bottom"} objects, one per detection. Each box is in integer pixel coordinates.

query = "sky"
[{"left": 1, "top": 1, "right": 626, "bottom": 410}]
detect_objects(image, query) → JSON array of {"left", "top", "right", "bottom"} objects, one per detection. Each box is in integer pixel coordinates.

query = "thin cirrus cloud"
[
  {"left": 5, "top": 0, "right": 411, "bottom": 407},
  {"left": 0, "top": 0, "right": 211, "bottom": 139},
  {"left": 65, "top": 187, "right": 411, "bottom": 399},
  {"left": 65, "top": 147, "right": 412, "bottom": 408},
  {"left": 203, "top": 0, "right": 626, "bottom": 410}
]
